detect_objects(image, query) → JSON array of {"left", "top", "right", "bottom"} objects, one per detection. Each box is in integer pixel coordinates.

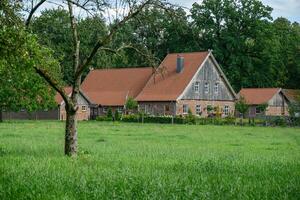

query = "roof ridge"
[
  {"left": 167, "top": 51, "right": 209, "bottom": 55},
  {"left": 91, "top": 67, "right": 152, "bottom": 71},
  {"left": 241, "top": 88, "right": 280, "bottom": 90}
]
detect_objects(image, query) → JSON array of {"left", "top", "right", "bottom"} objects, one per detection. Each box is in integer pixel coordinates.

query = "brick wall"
[
  {"left": 266, "top": 106, "right": 289, "bottom": 116},
  {"left": 177, "top": 100, "right": 235, "bottom": 117},
  {"left": 138, "top": 100, "right": 235, "bottom": 117},
  {"left": 138, "top": 102, "right": 176, "bottom": 116},
  {"left": 60, "top": 105, "right": 90, "bottom": 121}
]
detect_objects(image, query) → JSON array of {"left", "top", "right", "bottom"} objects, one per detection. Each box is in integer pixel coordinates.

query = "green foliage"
[
  {"left": 27, "top": 2, "right": 300, "bottom": 90},
  {"left": 256, "top": 103, "right": 268, "bottom": 114},
  {"left": 1, "top": 121, "right": 300, "bottom": 199},
  {"left": 0, "top": 11, "right": 59, "bottom": 112},
  {"left": 114, "top": 110, "right": 120, "bottom": 121},
  {"left": 235, "top": 96, "right": 249, "bottom": 117},
  {"left": 96, "top": 116, "right": 112, "bottom": 122},
  {"left": 186, "top": 109, "right": 196, "bottom": 124},
  {"left": 121, "top": 114, "right": 140, "bottom": 123},
  {"left": 289, "top": 103, "right": 300, "bottom": 118},
  {"left": 125, "top": 97, "right": 138, "bottom": 110},
  {"left": 107, "top": 108, "right": 113, "bottom": 119},
  {"left": 190, "top": 0, "right": 299, "bottom": 90}
]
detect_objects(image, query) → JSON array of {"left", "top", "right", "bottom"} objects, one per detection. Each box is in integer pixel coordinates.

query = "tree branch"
[
  {"left": 34, "top": 67, "right": 70, "bottom": 106},
  {"left": 74, "top": 0, "right": 155, "bottom": 80},
  {"left": 25, "top": 0, "right": 47, "bottom": 27}
]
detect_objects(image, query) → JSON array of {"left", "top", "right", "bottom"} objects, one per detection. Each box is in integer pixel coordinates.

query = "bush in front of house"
[
  {"left": 121, "top": 114, "right": 140, "bottom": 123},
  {"left": 96, "top": 116, "right": 113, "bottom": 121},
  {"left": 114, "top": 111, "right": 120, "bottom": 121},
  {"left": 270, "top": 116, "right": 287, "bottom": 127}
]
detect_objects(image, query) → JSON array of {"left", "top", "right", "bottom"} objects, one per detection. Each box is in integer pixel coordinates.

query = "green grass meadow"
[{"left": 0, "top": 121, "right": 300, "bottom": 199}]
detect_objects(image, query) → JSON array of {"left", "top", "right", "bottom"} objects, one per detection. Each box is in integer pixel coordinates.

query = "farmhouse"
[
  {"left": 238, "top": 88, "right": 290, "bottom": 117},
  {"left": 56, "top": 87, "right": 91, "bottom": 121},
  {"left": 79, "top": 51, "right": 237, "bottom": 118},
  {"left": 81, "top": 67, "right": 153, "bottom": 119},
  {"left": 135, "top": 51, "right": 237, "bottom": 117},
  {"left": 1, "top": 51, "right": 238, "bottom": 120}
]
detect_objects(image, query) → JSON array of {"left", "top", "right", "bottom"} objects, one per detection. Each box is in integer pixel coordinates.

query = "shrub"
[
  {"left": 272, "top": 117, "right": 287, "bottom": 127},
  {"left": 114, "top": 111, "right": 120, "bottom": 121},
  {"left": 224, "top": 116, "right": 236, "bottom": 125},
  {"left": 107, "top": 108, "right": 113, "bottom": 119},
  {"left": 96, "top": 116, "right": 112, "bottom": 121},
  {"left": 185, "top": 109, "right": 196, "bottom": 124},
  {"left": 122, "top": 114, "right": 139, "bottom": 123}
]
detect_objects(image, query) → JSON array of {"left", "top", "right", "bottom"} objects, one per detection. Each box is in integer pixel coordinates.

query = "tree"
[
  {"left": 0, "top": 0, "right": 57, "bottom": 122},
  {"left": 23, "top": 0, "right": 166, "bottom": 156},
  {"left": 256, "top": 103, "right": 268, "bottom": 115},
  {"left": 190, "top": 0, "right": 285, "bottom": 91},
  {"left": 235, "top": 96, "right": 249, "bottom": 118},
  {"left": 125, "top": 97, "right": 138, "bottom": 113},
  {"left": 107, "top": 108, "right": 113, "bottom": 119},
  {"left": 273, "top": 18, "right": 300, "bottom": 89}
]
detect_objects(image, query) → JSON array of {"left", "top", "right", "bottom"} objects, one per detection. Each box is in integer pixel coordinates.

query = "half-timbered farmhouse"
[
  {"left": 238, "top": 88, "right": 290, "bottom": 117},
  {"left": 136, "top": 51, "right": 237, "bottom": 117},
  {"left": 2, "top": 51, "right": 238, "bottom": 120},
  {"left": 56, "top": 51, "right": 237, "bottom": 119}
]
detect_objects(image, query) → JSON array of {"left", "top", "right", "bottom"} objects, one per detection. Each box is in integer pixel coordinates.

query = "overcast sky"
[{"left": 169, "top": 0, "right": 300, "bottom": 22}]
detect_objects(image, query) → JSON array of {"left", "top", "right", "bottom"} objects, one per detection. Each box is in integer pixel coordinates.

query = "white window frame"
[
  {"left": 103, "top": 107, "right": 107, "bottom": 113},
  {"left": 183, "top": 104, "right": 189, "bottom": 114},
  {"left": 196, "top": 105, "right": 202, "bottom": 115},
  {"left": 214, "top": 83, "right": 219, "bottom": 94},
  {"left": 194, "top": 82, "right": 200, "bottom": 93},
  {"left": 117, "top": 107, "right": 123, "bottom": 113},
  {"left": 82, "top": 106, "right": 87, "bottom": 112},
  {"left": 204, "top": 82, "right": 209, "bottom": 94},
  {"left": 224, "top": 105, "right": 229, "bottom": 116}
]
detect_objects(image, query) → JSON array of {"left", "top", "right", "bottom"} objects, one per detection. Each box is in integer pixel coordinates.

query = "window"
[
  {"left": 214, "top": 83, "right": 219, "bottom": 94},
  {"left": 117, "top": 107, "right": 123, "bottom": 113},
  {"left": 183, "top": 104, "right": 189, "bottom": 114},
  {"left": 256, "top": 107, "right": 261, "bottom": 114},
  {"left": 103, "top": 107, "right": 107, "bottom": 113},
  {"left": 196, "top": 105, "right": 202, "bottom": 115},
  {"left": 224, "top": 105, "right": 229, "bottom": 116},
  {"left": 145, "top": 104, "right": 151, "bottom": 114},
  {"left": 82, "top": 106, "right": 87, "bottom": 112},
  {"left": 194, "top": 82, "right": 200, "bottom": 92},
  {"left": 207, "top": 105, "right": 212, "bottom": 114},
  {"left": 165, "top": 105, "right": 170, "bottom": 112},
  {"left": 204, "top": 82, "right": 209, "bottom": 94}
]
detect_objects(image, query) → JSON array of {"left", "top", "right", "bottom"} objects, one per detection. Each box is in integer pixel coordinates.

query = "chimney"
[{"left": 176, "top": 55, "right": 184, "bottom": 73}]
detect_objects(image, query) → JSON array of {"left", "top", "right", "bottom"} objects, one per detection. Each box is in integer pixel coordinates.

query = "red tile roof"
[
  {"left": 239, "top": 88, "right": 281, "bottom": 105},
  {"left": 55, "top": 87, "right": 72, "bottom": 104},
  {"left": 135, "top": 52, "right": 210, "bottom": 101},
  {"left": 81, "top": 67, "right": 153, "bottom": 106}
]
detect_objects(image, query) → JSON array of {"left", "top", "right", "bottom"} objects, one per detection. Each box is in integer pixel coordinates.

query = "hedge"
[{"left": 96, "top": 114, "right": 300, "bottom": 127}]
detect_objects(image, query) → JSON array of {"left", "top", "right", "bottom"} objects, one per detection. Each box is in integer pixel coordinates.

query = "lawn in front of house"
[{"left": 0, "top": 121, "right": 299, "bottom": 199}]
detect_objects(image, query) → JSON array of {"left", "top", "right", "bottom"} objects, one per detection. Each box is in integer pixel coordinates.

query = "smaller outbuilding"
[{"left": 238, "top": 88, "right": 290, "bottom": 117}]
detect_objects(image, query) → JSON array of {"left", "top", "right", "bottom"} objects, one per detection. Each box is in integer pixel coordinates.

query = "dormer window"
[
  {"left": 204, "top": 82, "right": 209, "bottom": 94},
  {"left": 214, "top": 83, "right": 219, "bottom": 94},
  {"left": 194, "top": 82, "right": 200, "bottom": 92}
]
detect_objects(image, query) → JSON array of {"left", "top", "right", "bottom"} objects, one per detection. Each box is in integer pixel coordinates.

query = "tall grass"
[{"left": 0, "top": 121, "right": 300, "bottom": 199}]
